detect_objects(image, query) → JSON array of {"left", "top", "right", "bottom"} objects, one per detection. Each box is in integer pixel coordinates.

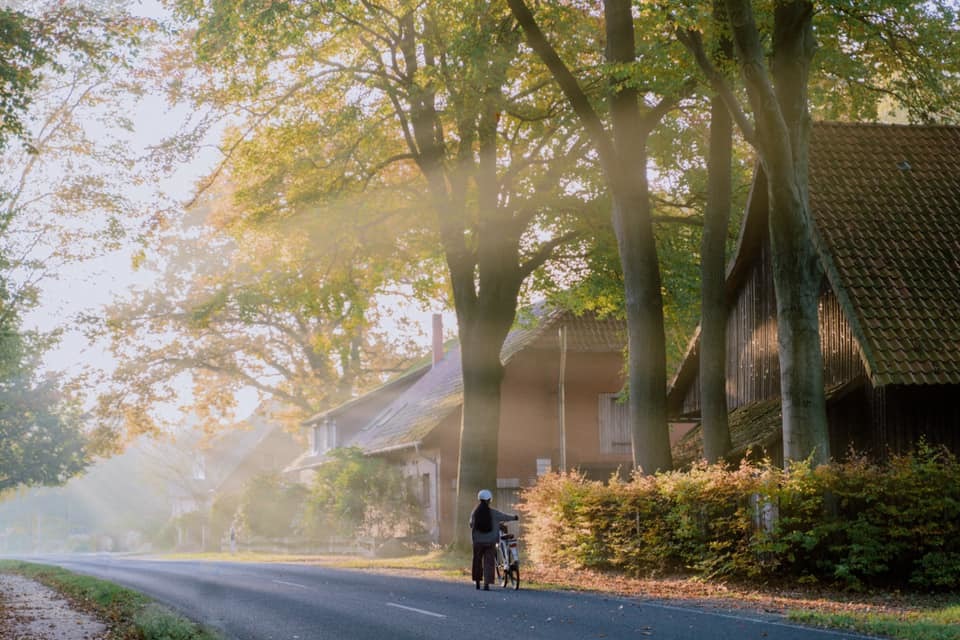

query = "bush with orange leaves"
[{"left": 517, "top": 443, "right": 960, "bottom": 590}]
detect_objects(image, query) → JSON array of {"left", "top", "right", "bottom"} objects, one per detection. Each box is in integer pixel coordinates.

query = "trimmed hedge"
[{"left": 518, "top": 444, "right": 960, "bottom": 590}]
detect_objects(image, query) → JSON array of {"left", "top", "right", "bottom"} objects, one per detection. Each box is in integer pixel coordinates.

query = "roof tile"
[{"left": 811, "top": 123, "right": 960, "bottom": 385}]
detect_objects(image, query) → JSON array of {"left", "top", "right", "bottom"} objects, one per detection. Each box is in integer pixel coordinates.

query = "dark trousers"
[{"left": 471, "top": 542, "right": 496, "bottom": 585}]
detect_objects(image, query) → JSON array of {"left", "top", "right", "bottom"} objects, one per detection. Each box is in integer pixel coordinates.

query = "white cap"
[{"left": 477, "top": 489, "right": 492, "bottom": 501}]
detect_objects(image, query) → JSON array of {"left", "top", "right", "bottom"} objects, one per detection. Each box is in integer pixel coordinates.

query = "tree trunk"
[
  {"left": 700, "top": 94, "right": 733, "bottom": 464},
  {"left": 451, "top": 80, "right": 524, "bottom": 547},
  {"left": 453, "top": 312, "right": 511, "bottom": 546},
  {"left": 615, "top": 193, "right": 673, "bottom": 473},
  {"left": 605, "top": 0, "right": 672, "bottom": 473},
  {"left": 768, "top": 180, "right": 829, "bottom": 465},
  {"left": 769, "top": 1, "right": 829, "bottom": 466},
  {"left": 507, "top": 0, "right": 675, "bottom": 473},
  {"left": 722, "top": 0, "right": 830, "bottom": 465}
]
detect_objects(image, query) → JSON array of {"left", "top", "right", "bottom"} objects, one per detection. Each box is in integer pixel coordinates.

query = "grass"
[
  {"left": 788, "top": 604, "right": 960, "bottom": 640},
  {"left": 162, "top": 548, "right": 470, "bottom": 576},
  {"left": 0, "top": 560, "right": 222, "bottom": 640}
]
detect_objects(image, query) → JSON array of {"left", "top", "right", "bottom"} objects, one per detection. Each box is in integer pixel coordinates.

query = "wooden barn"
[{"left": 668, "top": 123, "right": 960, "bottom": 465}]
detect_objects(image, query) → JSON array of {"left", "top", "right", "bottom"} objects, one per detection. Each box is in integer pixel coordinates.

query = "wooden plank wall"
[{"left": 681, "top": 239, "right": 865, "bottom": 415}]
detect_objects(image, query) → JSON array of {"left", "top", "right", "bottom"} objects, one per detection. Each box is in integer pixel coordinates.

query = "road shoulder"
[{"left": 0, "top": 572, "right": 108, "bottom": 640}]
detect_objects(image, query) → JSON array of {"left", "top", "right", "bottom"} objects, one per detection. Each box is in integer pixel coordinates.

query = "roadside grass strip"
[
  {"left": 0, "top": 560, "right": 222, "bottom": 640},
  {"left": 164, "top": 548, "right": 471, "bottom": 575},
  {"left": 788, "top": 603, "right": 960, "bottom": 640}
]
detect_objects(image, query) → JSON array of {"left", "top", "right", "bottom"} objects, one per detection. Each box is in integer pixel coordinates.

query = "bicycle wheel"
[
  {"left": 496, "top": 545, "right": 508, "bottom": 588},
  {"left": 510, "top": 563, "right": 520, "bottom": 590}
]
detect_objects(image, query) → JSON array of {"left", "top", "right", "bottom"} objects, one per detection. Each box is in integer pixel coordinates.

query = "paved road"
[{"left": 28, "top": 555, "right": 870, "bottom": 640}]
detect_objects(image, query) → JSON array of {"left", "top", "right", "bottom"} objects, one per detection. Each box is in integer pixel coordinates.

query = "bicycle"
[{"left": 495, "top": 521, "right": 520, "bottom": 590}]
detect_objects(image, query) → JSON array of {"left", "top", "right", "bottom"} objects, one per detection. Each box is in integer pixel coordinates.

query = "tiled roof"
[
  {"left": 671, "top": 382, "right": 859, "bottom": 467},
  {"left": 672, "top": 398, "right": 782, "bottom": 468},
  {"left": 668, "top": 122, "right": 960, "bottom": 406},
  {"left": 347, "top": 306, "right": 626, "bottom": 455},
  {"left": 810, "top": 123, "right": 960, "bottom": 385}
]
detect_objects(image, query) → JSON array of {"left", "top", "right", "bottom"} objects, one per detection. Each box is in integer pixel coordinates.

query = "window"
[
  {"left": 536, "top": 458, "right": 552, "bottom": 476},
  {"left": 420, "top": 473, "right": 431, "bottom": 506},
  {"left": 598, "top": 393, "right": 632, "bottom": 454},
  {"left": 312, "top": 419, "right": 337, "bottom": 455}
]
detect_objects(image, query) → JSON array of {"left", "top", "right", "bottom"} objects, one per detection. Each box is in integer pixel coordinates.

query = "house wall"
[
  {"left": 497, "top": 349, "right": 630, "bottom": 482},
  {"left": 676, "top": 236, "right": 960, "bottom": 460},
  {"left": 680, "top": 239, "right": 865, "bottom": 416}
]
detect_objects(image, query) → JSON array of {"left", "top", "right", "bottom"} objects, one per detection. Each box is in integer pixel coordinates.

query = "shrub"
[
  {"left": 301, "top": 447, "right": 423, "bottom": 542},
  {"left": 239, "top": 474, "right": 308, "bottom": 539},
  {"left": 518, "top": 444, "right": 960, "bottom": 590}
]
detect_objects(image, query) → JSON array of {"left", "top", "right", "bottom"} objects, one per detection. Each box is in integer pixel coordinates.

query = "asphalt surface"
[{"left": 25, "top": 555, "right": 872, "bottom": 640}]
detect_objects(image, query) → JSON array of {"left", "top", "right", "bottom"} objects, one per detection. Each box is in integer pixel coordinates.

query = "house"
[
  {"left": 284, "top": 330, "right": 437, "bottom": 484},
  {"left": 668, "top": 123, "right": 960, "bottom": 466},
  {"left": 326, "top": 305, "right": 634, "bottom": 545}
]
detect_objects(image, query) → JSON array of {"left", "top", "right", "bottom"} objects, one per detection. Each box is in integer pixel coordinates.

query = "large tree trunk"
[
  {"left": 769, "top": 1, "right": 829, "bottom": 465},
  {"left": 451, "top": 84, "right": 524, "bottom": 547},
  {"left": 605, "top": 0, "right": 672, "bottom": 473},
  {"left": 700, "top": 94, "right": 733, "bottom": 463},
  {"left": 506, "top": 0, "right": 674, "bottom": 474},
  {"left": 615, "top": 193, "right": 673, "bottom": 473},
  {"left": 453, "top": 306, "right": 513, "bottom": 546},
  {"left": 722, "top": 0, "right": 830, "bottom": 465}
]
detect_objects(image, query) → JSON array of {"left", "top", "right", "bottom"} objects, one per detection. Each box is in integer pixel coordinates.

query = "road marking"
[
  {"left": 386, "top": 602, "right": 447, "bottom": 619},
  {"left": 271, "top": 580, "right": 310, "bottom": 590}
]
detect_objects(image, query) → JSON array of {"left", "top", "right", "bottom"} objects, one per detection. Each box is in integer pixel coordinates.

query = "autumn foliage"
[{"left": 518, "top": 444, "right": 960, "bottom": 590}]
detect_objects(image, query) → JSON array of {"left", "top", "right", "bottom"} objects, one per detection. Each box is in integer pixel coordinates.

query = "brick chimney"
[{"left": 432, "top": 313, "right": 444, "bottom": 367}]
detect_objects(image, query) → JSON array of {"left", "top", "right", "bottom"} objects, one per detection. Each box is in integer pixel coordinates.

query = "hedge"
[{"left": 518, "top": 443, "right": 960, "bottom": 590}]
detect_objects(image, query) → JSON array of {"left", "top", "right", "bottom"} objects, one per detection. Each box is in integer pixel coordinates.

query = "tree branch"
[
  {"left": 675, "top": 27, "right": 757, "bottom": 146},
  {"left": 518, "top": 230, "right": 581, "bottom": 279},
  {"left": 505, "top": 0, "right": 618, "bottom": 175}
]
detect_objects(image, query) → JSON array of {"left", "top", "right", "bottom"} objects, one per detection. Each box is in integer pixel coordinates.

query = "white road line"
[
  {"left": 271, "top": 579, "right": 310, "bottom": 590},
  {"left": 386, "top": 602, "right": 447, "bottom": 619}
]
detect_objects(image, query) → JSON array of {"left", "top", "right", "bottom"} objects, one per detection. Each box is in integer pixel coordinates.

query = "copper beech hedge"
[{"left": 517, "top": 444, "right": 960, "bottom": 590}]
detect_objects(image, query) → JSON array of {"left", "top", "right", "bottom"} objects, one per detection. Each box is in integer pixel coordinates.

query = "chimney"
[{"left": 432, "top": 313, "right": 444, "bottom": 367}]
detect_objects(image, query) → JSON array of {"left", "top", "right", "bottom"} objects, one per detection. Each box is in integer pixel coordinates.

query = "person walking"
[{"left": 470, "top": 489, "right": 518, "bottom": 590}]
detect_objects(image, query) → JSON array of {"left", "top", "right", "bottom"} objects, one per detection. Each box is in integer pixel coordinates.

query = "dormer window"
[{"left": 312, "top": 418, "right": 337, "bottom": 455}]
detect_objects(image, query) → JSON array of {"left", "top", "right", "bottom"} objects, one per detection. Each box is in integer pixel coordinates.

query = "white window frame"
[{"left": 311, "top": 419, "right": 338, "bottom": 455}]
